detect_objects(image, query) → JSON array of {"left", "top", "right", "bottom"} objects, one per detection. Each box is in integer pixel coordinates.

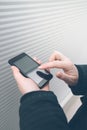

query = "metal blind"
[{"left": 0, "top": 1, "right": 87, "bottom": 129}]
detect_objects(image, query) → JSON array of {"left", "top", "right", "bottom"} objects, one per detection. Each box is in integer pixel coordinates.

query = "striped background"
[{"left": 0, "top": 0, "right": 87, "bottom": 129}]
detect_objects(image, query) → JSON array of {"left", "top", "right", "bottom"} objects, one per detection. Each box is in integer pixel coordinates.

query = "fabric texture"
[
  {"left": 19, "top": 91, "right": 70, "bottom": 130},
  {"left": 69, "top": 65, "right": 87, "bottom": 130}
]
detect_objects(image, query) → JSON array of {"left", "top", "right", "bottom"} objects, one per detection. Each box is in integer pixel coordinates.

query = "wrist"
[{"left": 20, "top": 91, "right": 56, "bottom": 104}]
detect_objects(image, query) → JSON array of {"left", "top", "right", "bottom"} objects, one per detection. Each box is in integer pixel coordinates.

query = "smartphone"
[{"left": 8, "top": 53, "right": 53, "bottom": 88}]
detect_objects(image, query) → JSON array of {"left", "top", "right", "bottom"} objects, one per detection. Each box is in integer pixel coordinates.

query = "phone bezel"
[{"left": 8, "top": 53, "right": 53, "bottom": 88}]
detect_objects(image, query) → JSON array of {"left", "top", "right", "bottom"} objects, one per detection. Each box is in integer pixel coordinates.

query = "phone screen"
[{"left": 14, "top": 55, "right": 39, "bottom": 74}]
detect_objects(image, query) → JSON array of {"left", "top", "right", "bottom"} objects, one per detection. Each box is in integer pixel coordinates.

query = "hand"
[
  {"left": 39, "top": 51, "right": 79, "bottom": 86},
  {"left": 11, "top": 58, "right": 49, "bottom": 95},
  {"left": 11, "top": 66, "right": 40, "bottom": 94}
]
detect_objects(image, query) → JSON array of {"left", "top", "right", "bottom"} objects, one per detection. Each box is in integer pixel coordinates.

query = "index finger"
[
  {"left": 49, "top": 51, "right": 66, "bottom": 62},
  {"left": 39, "top": 61, "right": 66, "bottom": 70}
]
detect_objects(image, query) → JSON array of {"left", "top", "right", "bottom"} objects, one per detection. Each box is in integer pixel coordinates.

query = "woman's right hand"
[{"left": 39, "top": 51, "right": 79, "bottom": 86}]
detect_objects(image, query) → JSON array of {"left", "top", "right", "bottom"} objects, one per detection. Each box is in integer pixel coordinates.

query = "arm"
[
  {"left": 19, "top": 91, "right": 70, "bottom": 130},
  {"left": 11, "top": 66, "right": 70, "bottom": 130}
]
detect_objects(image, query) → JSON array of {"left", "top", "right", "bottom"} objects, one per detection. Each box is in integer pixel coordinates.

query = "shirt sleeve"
[
  {"left": 19, "top": 91, "right": 70, "bottom": 130},
  {"left": 69, "top": 65, "right": 87, "bottom": 95}
]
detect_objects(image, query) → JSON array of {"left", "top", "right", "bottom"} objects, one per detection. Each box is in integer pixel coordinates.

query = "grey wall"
[{"left": 0, "top": 0, "right": 87, "bottom": 129}]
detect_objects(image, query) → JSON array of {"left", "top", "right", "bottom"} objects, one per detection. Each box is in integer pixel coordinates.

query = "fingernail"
[{"left": 38, "top": 66, "right": 42, "bottom": 69}]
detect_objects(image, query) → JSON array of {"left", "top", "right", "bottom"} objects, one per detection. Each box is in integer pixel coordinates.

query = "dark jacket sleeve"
[
  {"left": 19, "top": 91, "right": 70, "bottom": 130},
  {"left": 69, "top": 65, "right": 87, "bottom": 95}
]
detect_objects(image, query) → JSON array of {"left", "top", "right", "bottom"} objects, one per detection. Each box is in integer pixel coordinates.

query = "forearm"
[{"left": 19, "top": 91, "right": 70, "bottom": 130}]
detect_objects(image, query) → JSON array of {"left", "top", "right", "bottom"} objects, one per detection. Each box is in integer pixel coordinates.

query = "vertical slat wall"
[{"left": 0, "top": 1, "right": 87, "bottom": 129}]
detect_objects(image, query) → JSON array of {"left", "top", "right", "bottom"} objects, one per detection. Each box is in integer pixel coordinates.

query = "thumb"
[
  {"left": 11, "top": 66, "right": 25, "bottom": 81},
  {"left": 56, "top": 71, "right": 71, "bottom": 85},
  {"left": 11, "top": 66, "right": 19, "bottom": 73}
]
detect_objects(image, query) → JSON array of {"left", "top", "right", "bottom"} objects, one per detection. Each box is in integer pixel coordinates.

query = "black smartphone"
[{"left": 8, "top": 53, "right": 53, "bottom": 88}]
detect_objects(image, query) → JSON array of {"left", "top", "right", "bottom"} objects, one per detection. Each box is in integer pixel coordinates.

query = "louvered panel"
[{"left": 0, "top": 1, "right": 87, "bottom": 129}]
